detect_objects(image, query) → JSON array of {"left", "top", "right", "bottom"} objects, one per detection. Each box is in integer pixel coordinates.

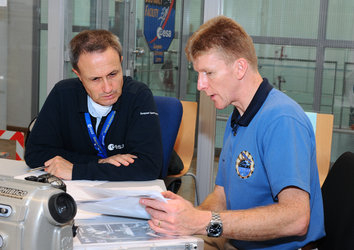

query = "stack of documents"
[
  {"left": 15, "top": 170, "right": 167, "bottom": 219},
  {"left": 67, "top": 182, "right": 167, "bottom": 219}
]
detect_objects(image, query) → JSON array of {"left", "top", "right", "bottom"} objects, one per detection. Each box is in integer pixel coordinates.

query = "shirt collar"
[
  {"left": 87, "top": 95, "right": 112, "bottom": 118},
  {"left": 231, "top": 78, "right": 273, "bottom": 132}
]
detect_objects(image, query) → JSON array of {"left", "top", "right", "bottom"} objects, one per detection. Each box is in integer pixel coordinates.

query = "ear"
[
  {"left": 72, "top": 68, "right": 82, "bottom": 81},
  {"left": 235, "top": 58, "right": 248, "bottom": 79}
]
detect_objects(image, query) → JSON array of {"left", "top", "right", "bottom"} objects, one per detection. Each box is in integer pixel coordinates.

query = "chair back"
[
  {"left": 305, "top": 112, "right": 334, "bottom": 186},
  {"left": 154, "top": 96, "right": 183, "bottom": 178},
  {"left": 317, "top": 151, "right": 354, "bottom": 249},
  {"left": 25, "top": 116, "right": 37, "bottom": 147},
  {"left": 170, "top": 101, "right": 198, "bottom": 177}
]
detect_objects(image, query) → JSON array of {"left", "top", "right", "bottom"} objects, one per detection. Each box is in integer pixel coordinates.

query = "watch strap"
[
  {"left": 206, "top": 211, "right": 223, "bottom": 237},
  {"left": 211, "top": 212, "right": 222, "bottom": 223}
]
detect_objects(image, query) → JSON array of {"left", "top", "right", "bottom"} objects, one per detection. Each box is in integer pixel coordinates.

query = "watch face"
[{"left": 207, "top": 222, "right": 223, "bottom": 237}]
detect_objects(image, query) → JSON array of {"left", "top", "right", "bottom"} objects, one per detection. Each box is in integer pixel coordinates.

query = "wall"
[
  {"left": 7, "top": 0, "right": 34, "bottom": 128},
  {"left": 0, "top": 4, "right": 7, "bottom": 129}
]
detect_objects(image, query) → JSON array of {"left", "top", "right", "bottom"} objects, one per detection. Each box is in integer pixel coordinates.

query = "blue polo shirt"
[{"left": 216, "top": 78, "right": 325, "bottom": 249}]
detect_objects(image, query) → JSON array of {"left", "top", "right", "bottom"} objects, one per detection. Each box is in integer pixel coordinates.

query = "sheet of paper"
[
  {"left": 73, "top": 185, "right": 166, "bottom": 219},
  {"left": 14, "top": 169, "right": 48, "bottom": 179},
  {"left": 14, "top": 172, "right": 166, "bottom": 219}
]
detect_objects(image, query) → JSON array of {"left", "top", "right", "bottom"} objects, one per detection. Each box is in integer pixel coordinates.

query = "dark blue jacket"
[{"left": 25, "top": 76, "right": 163, "bottom": 181}]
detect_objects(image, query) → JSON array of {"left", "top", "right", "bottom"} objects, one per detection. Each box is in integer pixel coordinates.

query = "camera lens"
[{"left": 48, "top": 193, "right": 77, "bottom": 224}]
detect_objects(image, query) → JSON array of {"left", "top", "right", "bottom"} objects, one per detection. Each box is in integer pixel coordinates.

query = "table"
[{"left": 0, "top": 158, "right": 204, "bottom": 249}]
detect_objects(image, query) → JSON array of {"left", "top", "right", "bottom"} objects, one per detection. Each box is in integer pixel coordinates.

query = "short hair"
[
  {"left": 69, "top": 29, "right": 122, "bottom": 72},
  {"left": 185, "top": 16, "right": 258, "bottom": 69}
]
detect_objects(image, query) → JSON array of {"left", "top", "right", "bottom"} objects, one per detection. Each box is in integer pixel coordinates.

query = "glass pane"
[
  {"left": 223, "top": 0, "right": 320, "bottom": 38},
  {"left": 134, "top": 0, "right": 181, "bottom": 97},
  {"left": 215, "top": 44, "right": 318, "bottom": 149},
  {"left": 133, "top": 0, "right": 202, "bottom": 100},
  {"left": 324, "top": 48, "right": 354, "bottom": 129},
  {"left": 343, "top": 63, "right": 354, "bottom": 129},
  {"left": 62, "top": 0, "right": 126, "bottom": 79},
  {"left": 0, "top": 5, "right": 7, "bottom": 129},
  {"left": 40, "top": 0, "right": 48, "bottom": 24},
  {"left": 257, "top": 45, "right": 317, "bottom": 111},
  {"left": 73, "top": 0, "right": 91, "bottom": 27},
  {"left": 321, "top": 61, "right": 336, "bottom": 114},
  {"left": 185, "top": 65, "right": 198, "bottom": 101},
  {"left": 327, "top": 0, "right": 354, "bottom": 41},
  {"left": 39, "top": 30, "right": 48, "bottom": 109}
]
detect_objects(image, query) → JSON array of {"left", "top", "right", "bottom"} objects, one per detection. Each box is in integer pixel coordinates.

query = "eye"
[{"left": 107, "top": 71, "right": 118, "bottom": 79}]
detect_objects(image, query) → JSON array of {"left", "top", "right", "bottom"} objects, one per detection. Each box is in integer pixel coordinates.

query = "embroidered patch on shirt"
[
  {"left": 235, "top": 151, "right": 255, "bottom": 179},
  {"left": 140, "top": 111, "right": 158, "bottom": 115},
  {"left": 108, "top": 144, "right": 125, "bottom": 151}
]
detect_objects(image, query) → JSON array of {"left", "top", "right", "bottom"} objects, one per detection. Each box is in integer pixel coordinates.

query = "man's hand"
[
  {"left": 98, "top": 154, "right": 137, "bottom": 167},
  {"left": 140, "top": 191, "right": 210, "bottom": 236},
  {"left": 44, "top": 156, "right": 73, "bottom": 180}
]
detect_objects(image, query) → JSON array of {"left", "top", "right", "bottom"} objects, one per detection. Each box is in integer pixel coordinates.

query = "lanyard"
[{"left": 85, "top": 111, "right": 116, "bottom": 158}]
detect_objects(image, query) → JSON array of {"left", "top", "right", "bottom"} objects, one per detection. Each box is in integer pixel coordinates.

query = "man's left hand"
[
  {"left": 98, "top": 153, "right": 137, "bottom": 167},
  {"left": 44, "top": 156, "right": 73, "bottom": 180}
]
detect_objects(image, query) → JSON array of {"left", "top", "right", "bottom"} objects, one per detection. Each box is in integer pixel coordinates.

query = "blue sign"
[{"left": 144, "top": 0, "right": 176, "bottom": 52}]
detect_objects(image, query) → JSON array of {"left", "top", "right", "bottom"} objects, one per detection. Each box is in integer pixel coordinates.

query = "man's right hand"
[
  {"left": 44, "top": 156, "right": 73, "bottom": 180},
  {"left": 98, "top": 154, "right": 137, "bottom": 167}
]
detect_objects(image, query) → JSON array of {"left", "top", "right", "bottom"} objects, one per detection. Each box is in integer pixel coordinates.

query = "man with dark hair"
[
  {"left": 25, "top": 30, "right": 163, "bottom": 181},
  {"left": 140, "top": 16, "right": 325, "bottom": 249}
]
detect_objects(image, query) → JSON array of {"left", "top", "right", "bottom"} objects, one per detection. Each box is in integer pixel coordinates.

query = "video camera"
[{"left": 0, "top": 175, "right": 77, "bottom": 250}]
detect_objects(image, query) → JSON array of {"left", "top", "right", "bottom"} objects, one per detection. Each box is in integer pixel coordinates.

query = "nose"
[
  {"left": 197, "top": 72, "right": 208, "bottom": 91},
  {"left": 102, "top": 78, "right": 113, "bottom": 93}
]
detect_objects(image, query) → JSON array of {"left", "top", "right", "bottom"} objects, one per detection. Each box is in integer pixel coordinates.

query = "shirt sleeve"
[
  {"left": 25, "top": 84, "right": 98, "bottom": 168},
  {"left": 261, "top": 115, "right": 314, "bottom": 199}
]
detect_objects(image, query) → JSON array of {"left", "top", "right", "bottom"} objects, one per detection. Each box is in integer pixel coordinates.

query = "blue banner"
[{"left": 144, "top": 0, "right": 176, "bottom": 52}]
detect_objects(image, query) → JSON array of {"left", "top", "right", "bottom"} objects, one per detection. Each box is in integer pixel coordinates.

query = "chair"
[
  {"left": 167, "top": 100, "right": 199, "bottom": 204},
  {"left": 24, "top": 116, "right": 37, "bottom": 147},
  {"left": 305, "top": 112, "right": 334, "bottom": 186},
  {"left": 0, "top": 130, "right": 25, "bottom": 160},
  {"left": 317, "top": 151, "right": 354, "bottom": 250},
  {"left": 154, "top": 96, "right": 183, "bottom": 179}
]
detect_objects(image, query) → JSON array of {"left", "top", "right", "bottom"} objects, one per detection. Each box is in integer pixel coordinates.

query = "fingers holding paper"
[{"left": 140, "top": 191, "right": 209, "bottom": 236}]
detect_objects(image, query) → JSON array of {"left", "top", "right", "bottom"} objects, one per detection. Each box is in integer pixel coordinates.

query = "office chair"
[
  {"left": 167, "top": 100, "right": 198, "bottom": 204},
  {"left": 305, "top": 112, "right": 334, "bottom": 186},
  {"left": 317, "top": 151, "right": 354, "bottom": 250},
  {"left": 154, "top": 96, "right": 183, "bottom": 181},
  {"left": 24, "top": 116, "right": 37, "bottom": 147}
]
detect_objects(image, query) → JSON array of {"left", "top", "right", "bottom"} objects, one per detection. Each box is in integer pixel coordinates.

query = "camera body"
[{"left": 0, "top": 175, "right": 77, "bottom": 250}]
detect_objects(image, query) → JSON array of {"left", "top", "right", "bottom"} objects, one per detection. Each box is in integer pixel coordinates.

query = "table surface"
[
  {"left": 0, "top": 158, "right": 30, "bottom": 176},
  {"left": 0, "top": 158, "right": 204, "bottom": 249}
]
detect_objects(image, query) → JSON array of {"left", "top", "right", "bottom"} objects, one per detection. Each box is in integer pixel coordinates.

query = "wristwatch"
[{"left": 206, "top": 212, "right": 223, "bottom": 237}]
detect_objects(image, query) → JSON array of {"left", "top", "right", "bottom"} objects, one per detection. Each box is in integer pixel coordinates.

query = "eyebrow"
[{"left": 88, "top": 69, "right": 119, "bottom": 80}]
